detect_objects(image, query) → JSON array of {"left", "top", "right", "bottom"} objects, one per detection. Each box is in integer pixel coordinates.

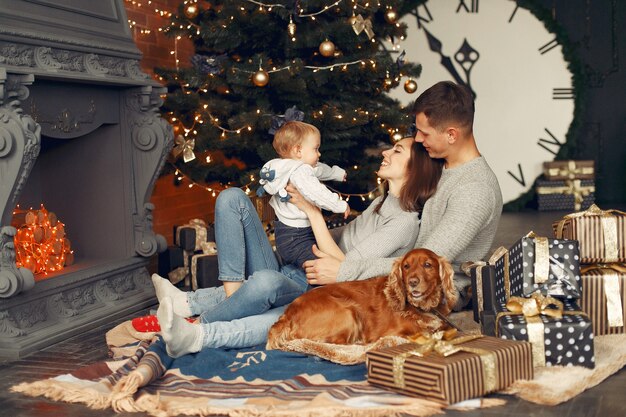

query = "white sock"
[
  {"left": 157, "top": 297, "right": 204, "bottom": 358},
  {"left": 151, "top": 273, "right": 192, "bottom": 317}
]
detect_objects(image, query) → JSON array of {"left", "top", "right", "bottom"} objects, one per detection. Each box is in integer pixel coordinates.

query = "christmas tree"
[{"left": 157, "top": 0, "right": 425, "bottom": 208}]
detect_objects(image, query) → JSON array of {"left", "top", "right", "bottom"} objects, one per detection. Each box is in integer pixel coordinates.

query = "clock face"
[{"left": 389, "top": 0, "right": 575, "bottom": 203}]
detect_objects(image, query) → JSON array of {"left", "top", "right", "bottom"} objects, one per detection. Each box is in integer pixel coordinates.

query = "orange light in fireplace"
[{"left": 12, "top": 204, "right": 74, "bottom": 277}]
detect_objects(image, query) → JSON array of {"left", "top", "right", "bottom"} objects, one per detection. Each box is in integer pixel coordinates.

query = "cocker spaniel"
[{"left": 266, "top": 248, "right": 458, "bottom": 349}]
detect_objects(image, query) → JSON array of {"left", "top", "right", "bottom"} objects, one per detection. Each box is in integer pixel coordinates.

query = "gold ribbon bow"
[
  {"left": 505, "top": 292, "right": 564, "bottom": 320},
  {"left": 580, "top": 263, "right": 625, "bottom": 328},
  {"left": 536, "top": 179, "right": 595, "bottom": 211},
  {"left": 393, "top": 332, "right": 498, "bottom": 393},
  {"left": 172, "top": 134, "right": 196, "bottom": 163},
  {"left": 351, "top": 14, "right": 375, "bottom": 39},
  {"left": 547, "top": 160, "right": 594, "bottom": 180},
  {"left": 555, "top": 204, "right": 625, "bottom": 262}
]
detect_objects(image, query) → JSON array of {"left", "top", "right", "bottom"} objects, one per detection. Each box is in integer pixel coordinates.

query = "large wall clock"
[{"left": 389, "top": 0, "right": 576, "bottom": 204}]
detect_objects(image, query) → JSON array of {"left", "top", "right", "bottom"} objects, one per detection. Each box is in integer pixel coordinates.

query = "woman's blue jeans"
[{"left": 186, "top": 188, "right": 309, "bottom": 349}]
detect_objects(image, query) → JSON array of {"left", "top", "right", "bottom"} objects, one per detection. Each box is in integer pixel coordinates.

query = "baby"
[{"left": 258, "top": 120, "right": 349, "bottom": 268}]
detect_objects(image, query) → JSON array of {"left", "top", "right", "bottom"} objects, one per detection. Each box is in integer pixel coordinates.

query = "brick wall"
[{"left": 123, "top": 0, "right": 216, "bottom": 244}]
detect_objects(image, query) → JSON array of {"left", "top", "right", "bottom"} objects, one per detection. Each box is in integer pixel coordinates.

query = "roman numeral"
[
  {"left": 457, "top": 0, "right": 479, "bottom": 13},
  {"left": 537, "top": 128, "right": 564, "bottom": 155},
  {"left": 553, "top": 88, "right": 575, "bottom": 100},
  {"left": 414, "top": 4, "right": 433, "bottom": 29},
  {"left": 507, "top": 163, "right": 526, "bottom": 187},
  {"left": 539, "top": 38, "right": 559, "bottom": 55},
  {"left": 508, "top": 4, "right": 519, "bottom": 22}
]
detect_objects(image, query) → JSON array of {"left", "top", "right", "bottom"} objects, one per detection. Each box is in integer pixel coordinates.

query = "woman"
[{"left": 154, "top": 137, "right": 443, "bottom": 357}]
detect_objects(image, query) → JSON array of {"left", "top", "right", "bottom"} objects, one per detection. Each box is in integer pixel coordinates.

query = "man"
[{"left": 301, "top": 81, "right": 503, "bottom": 310}]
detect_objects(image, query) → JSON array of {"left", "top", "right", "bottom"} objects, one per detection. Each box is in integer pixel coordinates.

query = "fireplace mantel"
[{"left": 0, "top": 0, "right": 172, "bottom": 359}]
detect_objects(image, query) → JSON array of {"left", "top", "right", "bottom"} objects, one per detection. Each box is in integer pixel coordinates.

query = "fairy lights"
[{"left": 12, "top": 205, "right": 74, "bottom": 277}]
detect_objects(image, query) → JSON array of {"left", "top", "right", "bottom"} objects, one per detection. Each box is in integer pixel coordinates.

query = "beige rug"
[{"left": 279, "top": 311, "right": 626, "bottom": 406}]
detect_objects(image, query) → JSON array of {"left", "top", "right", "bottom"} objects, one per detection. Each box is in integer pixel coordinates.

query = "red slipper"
[{"left": 131, "top": 314, "right": 196, "bottom": 332}]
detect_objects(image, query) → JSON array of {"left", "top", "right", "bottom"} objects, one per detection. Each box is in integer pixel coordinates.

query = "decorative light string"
[
  {"left": 171, "top": 163, "right": 383, "bottom": 201},
  {"left": 12, "top": 204, "right": 74, "bottom": 277},
  {"left": 126, "top": 0, "right": 413, "bottom": 199}
]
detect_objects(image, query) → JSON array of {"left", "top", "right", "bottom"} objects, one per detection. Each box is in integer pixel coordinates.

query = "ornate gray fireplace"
[{"left": 0, "top": 0, "right": 172, "bottom": 359}]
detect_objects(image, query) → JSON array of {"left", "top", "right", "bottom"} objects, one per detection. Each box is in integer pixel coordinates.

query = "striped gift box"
[
  {"left": 580, "top": 264, "right": 626, "bottom": 336},
  {"left": 366, "top": 336, "right": 533, "bottom": 405},
  {"left": 553, "top": 205, "right": 626, "bottom": 263}
]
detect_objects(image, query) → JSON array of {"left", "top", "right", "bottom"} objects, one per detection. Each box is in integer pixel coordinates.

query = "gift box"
[
  {"left": 580, "top": 264, "right": 626, "bottom": 336},
  {"left": 157, "top": 245, "right": 184, "bottom": 277},
  {"left": 480, "top": 310, "right": 498, "bottom": 337},
  {"left": 366, "top": 334, "right": 533, "bottom": 405},
  {"left": 492, "top": 234, "right": 582, "bottom": 300},
  {"left": 553, "top": 205, "right": 626, "bottom": 263},
  {"left": 493, "top": 295, "right": 595, "bottom": 368},
  {"left": 543, "top": 160, "right": 594, "bottom": 181},
  {"left": 191, "top": 252, "right": 221, "bottom": 289},
  {"left": 175, "top": 219, "right": 214, "bottom": 252},
  {"left": 536, "top": 179, "right": 595, "bottom": 212},
  {"left": 463, "top": 262, "right": 499, "bottom": 322}
]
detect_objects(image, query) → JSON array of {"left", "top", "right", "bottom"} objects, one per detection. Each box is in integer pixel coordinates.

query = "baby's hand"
[{"left": 343, "top": 204, "right": 351, "bottom": 219}]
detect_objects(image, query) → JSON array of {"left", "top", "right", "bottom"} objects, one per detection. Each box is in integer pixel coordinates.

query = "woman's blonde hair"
[{"left": 273, "top": 121, "right": 320, "bottom": 158}]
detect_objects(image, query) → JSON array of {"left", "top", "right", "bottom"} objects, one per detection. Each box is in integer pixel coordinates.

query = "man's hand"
[{"left": 303, "top": 245, "right": 341, "bottom": 285}]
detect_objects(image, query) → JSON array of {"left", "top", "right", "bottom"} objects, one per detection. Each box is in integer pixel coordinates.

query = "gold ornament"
[
  {"left": 404, "top": 79, "right": 418, "bottom": 94},
  {"left": 288, "top": 16, "right": 296, "bottom": 37},
  {"left": 184, "top": 3, "right": 199, "bottom": 19},
  {"left": 252, "top": 69, "right": 269, "bottom": 87},
  {"left": 384, "top": 8, "right": 398, "bottom": 24},
  {"left": 319, "top": 40, "right": 336, "bottom": 57},
  {"left": 383, "top": 78, "right": 394, "bottom": 90}
]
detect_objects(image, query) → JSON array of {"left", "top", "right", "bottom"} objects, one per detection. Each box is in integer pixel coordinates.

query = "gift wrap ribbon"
[
  {"left": 581, "top": 263, "right": 626, "bottom": 328},
  {"left": 392, "top": 333, "right": 497, "bottom": 393},
  {"left": 555, "top": 204, "right": 625, "bottom": 263},
  {"left": 495, "top": 292, "right": 587, "bottom": 367},
  {"left": 536, "top": 179, "right": 595, "bottom": 211},
  {"left": 546, "top": 160, "right": 594, "bottom": 180},
  {"left": 461, "top": 260, "right": 487, "bottom": 315}
]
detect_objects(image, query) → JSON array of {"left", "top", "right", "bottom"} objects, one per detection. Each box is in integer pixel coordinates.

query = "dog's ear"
[
  {"left": 437, "top": 256, "right": 457, "bottom": 316},
  {"left": 384, "top": 257, "right": 407, "bottom": 311}
]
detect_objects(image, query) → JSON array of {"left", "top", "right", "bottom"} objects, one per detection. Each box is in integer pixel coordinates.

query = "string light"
[
  {"left": 12, "top": 204, "right": 73, "bottom": 277},
  {"left": 127, "top": 0, "right": 414, "bottom": 198}
]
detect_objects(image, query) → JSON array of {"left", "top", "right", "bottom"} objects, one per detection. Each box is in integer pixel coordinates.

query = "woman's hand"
[
  {"left": 286, "top": 183, "right": 319, "bottom": 215},
  {"left": 303, "top": 245, "right": 341, "bottom": 285}
]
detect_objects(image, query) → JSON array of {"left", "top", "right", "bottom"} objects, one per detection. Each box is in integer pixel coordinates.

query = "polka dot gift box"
[
  {"left": 493, "top": 232, "right": 582, "bottom": 300},
  {"left": 492, "top": 296, "right": 594, "bottom": 369}
]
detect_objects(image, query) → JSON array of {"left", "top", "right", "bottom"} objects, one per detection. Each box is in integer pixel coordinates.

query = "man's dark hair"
[{"left": 412, "top": 81, "right": 474, "bottom": 133}]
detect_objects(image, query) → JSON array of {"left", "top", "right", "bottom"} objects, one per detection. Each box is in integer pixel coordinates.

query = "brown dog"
[{"left": 266, "top": 248, "right": 457, "bottom": 349}]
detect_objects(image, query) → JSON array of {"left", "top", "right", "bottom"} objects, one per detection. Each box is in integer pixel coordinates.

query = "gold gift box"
[{"left": 366, "top": 336, "right": 533, "bottom": 405}]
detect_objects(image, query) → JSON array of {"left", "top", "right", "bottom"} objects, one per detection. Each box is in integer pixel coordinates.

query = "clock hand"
[
  {"left": 454, "top": 39, "right": 480, "bottom": 99},
  {"left": 423, "top": 28, "right": 477, "bottom": 98}
]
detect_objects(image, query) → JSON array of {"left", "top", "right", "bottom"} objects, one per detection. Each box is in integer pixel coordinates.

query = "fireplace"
[{"left": 0, "top": 0, "right": 172, "bottom": 359}]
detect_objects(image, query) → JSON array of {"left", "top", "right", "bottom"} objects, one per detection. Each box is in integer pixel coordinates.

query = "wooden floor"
[{"left": 1, "top": 209, "right": 625, "bottom": 417}]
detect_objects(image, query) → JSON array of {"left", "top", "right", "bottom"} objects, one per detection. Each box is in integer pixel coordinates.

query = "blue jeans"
[
  {"left": 186, "top": 188, "right": 309, "bottom": 349},
  {"left": 274, "top": 221, "right": 316, "bottom": 268}
]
